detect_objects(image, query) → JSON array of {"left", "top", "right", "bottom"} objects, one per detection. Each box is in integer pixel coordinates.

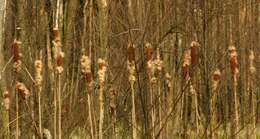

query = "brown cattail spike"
[
  {"left": 12, "top": 40, "right": 21, "bottom": 62},
  {"left": 127, "top": 44, "right": 135, "bottom": 63},
  {"left": 228, "top": 46, "right": 238, "bottom": 75},
  {"left": 182, "top": 50, "right": 191, "bottom": 80},
  {"left": 190, "top": 41, "right": 199, "bottom": 66},
  {"left": 3, "top": 91, "right": 10, "bottom": 110},
  {"left": 213, "top": 69, "right": 221, "bottom": 81},
  {"left": 145, "top": 43, "right": 153, "bottom": 61}
]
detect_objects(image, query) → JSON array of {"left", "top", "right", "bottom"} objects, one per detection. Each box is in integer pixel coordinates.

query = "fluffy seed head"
[
  {"left": 16, "top": 82, "right": 30, "bottom": 99},
  {"left": 3, "top": 91, "right": 10, "bottom": 110},
  {"left": 98, "top": 58, "right": 107, "bottom": 84}
]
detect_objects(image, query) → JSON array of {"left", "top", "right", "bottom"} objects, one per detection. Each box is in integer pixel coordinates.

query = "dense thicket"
[{"left": 0, "top": 0, "right": 259, "bottom": 139}]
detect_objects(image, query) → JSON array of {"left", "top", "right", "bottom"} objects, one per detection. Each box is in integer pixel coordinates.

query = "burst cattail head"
[
  {"left": 13, "top": 60, "right": 22, "bottom": 72},
  {"left": 53, "top": 28, "right": 61, "bottom": 42},
  {"left": 212, "top": 69, "right": 221, "bottom": 91},
  {"left": 190, "top": 41, "right": 199, "bottom": 66},
  {"left": 154, "top": 48, "right": 163, "bottom": 72},
  {"left": 182, "top": 49, "right": 191, "bottom": 80},
  {"left": 98, "top": 58, "right": 107, "bottom": 84},
  {"left": 3, "top": 91, "right": 10, "bottom": 110},
  {"left": 127, "top": 61, "right": 136, "bottom": 82},
  {"left": 165, "top": 73, "right": 172, "bottom": 89},
  {"left": 127, "top": 44, "right": 135, "bottom": 63},
  {"left": 16, "top": 82, "right": 30, "bottom": 99},
  {"left": 145, "top": 43, "right": 153, "bottom": 61},
  {"left": 249, "top": 50, "right": 256, "bottom": 74},
  {"left": 34, "top": 60, "right": 43, "bottom": 85},
  {"left": 213, "top": 69, "right": 221, "bottom": 81},
  {"left": 228, "top": 45, "right": 238, "bottom": 75},
  {"left": 80, "top": 55, "right": 93, "bottom": 87}
]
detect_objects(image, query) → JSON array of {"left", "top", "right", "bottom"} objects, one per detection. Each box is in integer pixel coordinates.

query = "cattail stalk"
[
  {"left": 127, "top": 44, "right": 137, "bottom": 139},
  {"left": 248, "top": 50, "right": 256, "bottom": 139},
  {"left": 80, "top": 55, "right": 95, "bottom": 139},
  {"left": 181, "top": 49, "right": 191, "bottom": 139},
  {"left": 165, "top": 73, "right": 172, "bottom": 138},
  {"left": 229, "top": 46, "right": 239, "bottom": 139},
  {"left": 12, "top": 29, "right": 22, "bottom": 138},
  {"left": 109, "top": 89, "right": 117, "bottom": 139},
  {"left": 98, "top": 58, "right": 107, "bottom": 139},
  {"left": 35, "top": 59, "right": 43, "bottom": 139},
  {"left": 210, "top": 69, "right": 221, "bottom": 139},
  {"left": 145, "top": 43, "right": 155, "bottom": 139},
  {"left": 3, "top": 90, "right": 10, "bottom": 137},
  {"left": 155, "top": 48, "right": 163, "bottom": 139},
  {"left": 53, "top": 28, "right": 64, "bottom": 139},
  {"left": 190, "top": 41, "right": 200, "bottom": 135}
]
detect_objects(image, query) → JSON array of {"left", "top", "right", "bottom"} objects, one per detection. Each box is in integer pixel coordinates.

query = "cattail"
[
  {"left": 154, "top": 48, "right": 163, "bottom": 72},
  {"left": 34, "top": 60, "right": 43, "bottom": 85},
  {"left": 127, "top": 44, "right": 136, "bottom": 82},
  {"left": 212, "top": 69, "right": 221, "bottom": 90},
  {"left": 228, "top": 46, "right": 238, "bottom": 75},
  {"left": 211, "top": 69, "right": 221, "bottom": 139},
  {"left": 16, "top": 82, "right": 30, "bottom": 99},
  {"left": 98, "top": 58, "right": 106, "bottom": 139},
  {"left": 190, "top": 41, "right": 199, "bottom": 66},
  {"left": 52, "top": 28, "right": 64, "bottom": 74},
  {"left": 127, "top": 44, "right": 137, "bottom": 139},
  {"left": 249, "top": 50, "right": 256, "bottom": 74},
  {"left": 3, "top": 91, "right": 10, "bottom": 110},
  {"left": 12, "top": 40, "right": 22, "bottom": 72},
  {"left": 98, "top": 58, "right": 107, "bottom": 84},
  {"left": 165, "top": 73, "right": 172, "bottom": 89},
  {"left": 182, "top": 50, "right": 191, "bottom": 80},
  {"left": 228, "top": 45, "right": 239, "bottom": 139},
  {"left": 81, "top": 55, "right": 95, "bottom": 139},
  {"left": 145, "top": 43, "right": 153, "bottom": 61},
  {"left": 80, "top": 55, "right": 93, "bottom": 88}
]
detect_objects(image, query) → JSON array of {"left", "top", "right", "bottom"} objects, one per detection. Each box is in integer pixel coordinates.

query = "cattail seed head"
[
  {"left": 53, "top": 28, "right": 61, "bottom": 42},
  {"left": 127, "top": 44, "right": 135, "bottom": 63},
  {"left": 190, "top": 41, "right": 199, "bottom": 66},
  {"left": 154, "top": 48, "right": 163, "bottom": 72},
  {"left": 212, "top": 69, "right": 221, "bottom": 91},
  {"left": 3, "top": 91, "right": 10, "bottom": 110},
  {"left": 249, "top": 50, "right": 256, "bottom": 74},
  {"left": 213, "top": 69, "right": 221, "bottom": 81},
  {"left": 12, "top": 40, "right": 21, "bottom": 62},
  {"left": 228, "top": 46, "right": 238, "bottom": 75},
  {"left": 34, "top": 60, "right": 43, "bottom": 85},
  {"left": 80, "top": 55, "right": 93, "bottom": 90},
  {"left": 165, "top": 73, "right": 172, "bottom": 89},
  {"left": 13, "top": 60, "right": 22, "bottom": 72},
  {"left": 98, "top": 58, "right": 107, "bottom": 84},
  {"left": 52, "top": 28, "right": 64, "bottom": 74},
  {"left": 182, "top": 50, "right": 191, "bottom": 80},
  {"left": 127, "top": 44, "right": 136, "bottom": 83},
  {"left": 16, "top": 82, "right": 30, "bottom": 99},
  {"left": 145, "top": 43, "right": 153, "bottom": 61}
]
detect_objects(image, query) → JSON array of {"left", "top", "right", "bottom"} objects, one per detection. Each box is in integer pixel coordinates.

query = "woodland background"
[{"left": 0, "top": 0, "right": 259, "bottom": 139}]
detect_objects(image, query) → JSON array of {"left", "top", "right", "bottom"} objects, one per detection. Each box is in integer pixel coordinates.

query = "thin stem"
[
  {"left": 88, "top": 93, "right": 95, "bottom": 139},
  {"left": 38, "top": 87, "right": 42, "bottom": 139},
  {"left": 131, "top": 81, "right": 137, "bottom": 139},
  {"left": 16, "top": 88, "right": 19, "bottom": 139},
  {"left": 58, "top": 74, "right": 62, "bottom": 139},
  {"left": 99, "top": 85, "right": 104, "bottom": 139}
]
